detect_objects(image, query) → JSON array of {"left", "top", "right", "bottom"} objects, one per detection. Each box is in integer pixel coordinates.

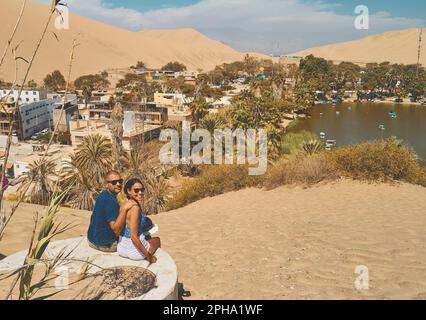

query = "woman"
[{"left": 117, "top": 178, "right": 161, "bottom": 263}]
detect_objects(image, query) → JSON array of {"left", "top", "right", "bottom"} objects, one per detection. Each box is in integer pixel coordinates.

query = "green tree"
[
  {"left": 74, "top": 73, "right": 110, "bottom": 90},
  {"left": 43, "top": 70, "right": 66, "bottom": 91},
  {"left": 189, "top": 97, "right": 209, "bottom": 125},
  {"left": 161, "top": 61, "right": 187, "bottom": 72}
]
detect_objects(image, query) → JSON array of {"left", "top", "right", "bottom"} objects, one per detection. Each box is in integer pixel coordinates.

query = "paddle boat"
[
  {"left": 331, "top": 98, "right": 342, "bottom": 105},
  {"left": 388, "top": 111, "right": 397, "bottom": 118},
  {"left": 319, "top": 132, "right": 326, "bottom": 139},
  {"left": 379, "top": 125, "right": 385, "bottom": 131},
  {"left": 336, "top": 111, "right": 340, "bottom": 116},
  {"left": 325, "top": 140, "right": 337, "bottom": 151}
]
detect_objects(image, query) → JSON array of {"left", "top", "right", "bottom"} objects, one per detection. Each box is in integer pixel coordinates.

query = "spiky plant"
[
  {"left": 1, "top": 192, "right": 75, "bottom": 300},
  {"left": 302, "top": 140, "right": 324, "bottom": 156},
  {"left": 17, "top": 159, "right": 57, "bottom": 205}
]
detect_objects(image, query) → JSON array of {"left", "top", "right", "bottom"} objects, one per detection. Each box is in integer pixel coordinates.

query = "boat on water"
[
  {"left": 379, "top": 125, "right": 385, "bottom": 130},
  {"left": 336, "top": 111, "right": 340, "bottom": 115},
  {"left": 325, "top": 140, "right": 337, "bottom": 151},
  {"left": 319, "top": 132, "right": 326, "bottom": 139},
  {"left": 388, "top": 111, "right": 398, "bottom": 118},
  {"left": 331, "top": 98, "right": 342, "bottom": 105}
]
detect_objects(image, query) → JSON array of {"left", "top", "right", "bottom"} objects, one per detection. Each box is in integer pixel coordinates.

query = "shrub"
[
  {"left": 330, "top": 138, "right": 425, "bottom": 185},
  {"left": 281, "top": 131, "right": 318, "bottom": 155},
  {"left": 165, "top": 165, "right": 263, "bottom": 210},
  {"left": 265, "top": 153, "right": 339, "bottom": 189}
]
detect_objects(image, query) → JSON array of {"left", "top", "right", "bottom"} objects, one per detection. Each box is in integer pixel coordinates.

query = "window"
[{"left": 33, "top": 92, "right": 37, "bottom": 95}]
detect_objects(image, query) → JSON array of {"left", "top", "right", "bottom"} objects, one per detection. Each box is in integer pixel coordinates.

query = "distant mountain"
[
  {"left": 0, "top": 0, "right": 270, "bottom": 83},
  {"left": 293, "top": 28, "right": 425, "bottom": 66}
]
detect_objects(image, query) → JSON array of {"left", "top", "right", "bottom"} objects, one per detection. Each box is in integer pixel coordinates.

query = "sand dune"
[
  {"left": 1, "top": 180, "right": 426, "bottom": 299},
  {"left": 0, "top": 0, "right": 268, "bottom": 83},
  {"left": 294, "top": 28, "right": 426, "bottom": 66}
]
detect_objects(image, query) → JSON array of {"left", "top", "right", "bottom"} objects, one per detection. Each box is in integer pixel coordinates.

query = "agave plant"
[
  {"left": 17, "top": 158, "right": 57, "bottom": 205},
  {"left": 302, "top": 140, "right": 324, "bottom": 156},
  {"left": 1, "top": 192, "right": 76, "bottom": 300}
]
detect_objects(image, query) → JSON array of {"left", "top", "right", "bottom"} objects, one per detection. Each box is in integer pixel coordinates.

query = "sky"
[{"left": 37, "top": 0, "right": 426, "bottom": 54}]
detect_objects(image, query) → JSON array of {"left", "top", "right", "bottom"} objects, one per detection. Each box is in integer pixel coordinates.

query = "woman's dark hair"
[{"left": 124, "top": 178, "right": 143, "bottom": 199}]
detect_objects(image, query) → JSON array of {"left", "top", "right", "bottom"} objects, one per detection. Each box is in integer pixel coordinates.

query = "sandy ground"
[
  {"left": 295, "top": 28, "right": 425, "bottom": 66},
  {"left": 1, "top": 180, "right": 426, "bottom": 299},
  {"left": 0, "top": 0, "right": 270, "bottom": 83}
]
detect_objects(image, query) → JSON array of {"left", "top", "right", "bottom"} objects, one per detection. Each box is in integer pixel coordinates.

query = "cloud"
[{"left": 38, "top": 0, "right": 425, "bottom": 53}]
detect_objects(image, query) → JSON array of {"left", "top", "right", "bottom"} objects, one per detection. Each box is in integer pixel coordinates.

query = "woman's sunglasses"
[
  {"left": 133, "top": 188, "right": 145, "bottom": 194},
  {"left": 107, "top": 179, "right": 123, "bottom": 186}
]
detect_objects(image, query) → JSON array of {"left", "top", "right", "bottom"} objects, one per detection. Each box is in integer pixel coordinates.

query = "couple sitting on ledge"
[{"left": 87, "top": 171, "right": 161, "bottom": 264}]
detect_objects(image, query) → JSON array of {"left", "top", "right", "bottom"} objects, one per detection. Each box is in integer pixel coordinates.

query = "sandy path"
[{"left": 1, "top": 180, "right": 426, "bottom": 299}]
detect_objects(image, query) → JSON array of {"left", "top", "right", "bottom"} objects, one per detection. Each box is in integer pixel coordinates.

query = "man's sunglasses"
[
  {"left": 107, "top": 179, "right": 123, "bottom": 186},
  {"left": 133, "top": 188, "right": 145, "bottom": 194}
]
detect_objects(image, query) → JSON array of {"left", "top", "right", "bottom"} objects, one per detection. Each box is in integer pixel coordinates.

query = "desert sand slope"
[
  {"left": 0, "top": 0, "right": 266, "bottom": 83},
  {"left": 294, "top": 28, "right": 426, "bottom": 66},
  {"left": 1, "top": 180, "right": 426, "bottom": 299}
]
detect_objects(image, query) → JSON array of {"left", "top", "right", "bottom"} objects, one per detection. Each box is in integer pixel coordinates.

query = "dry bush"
[
  {"left": 165, "top": 165, "right": 264, "bottom": 211},
  {"left": 265, "top": 153, "right": 339, "bottom": 189},
  {"left": 330, "top": 138, "right": 426, "bottom": 185}
]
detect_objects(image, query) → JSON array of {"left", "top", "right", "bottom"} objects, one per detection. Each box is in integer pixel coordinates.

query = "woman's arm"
[
  {"left": 110, "top": 201, "right": 135, "bottom": 237},
  {"left": 129, "top": 206, "right": 157, "bottom": 263}
]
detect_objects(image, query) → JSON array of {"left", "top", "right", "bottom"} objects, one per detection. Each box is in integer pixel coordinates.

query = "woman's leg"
[{"left": 147, "top": 237, "right": 161, "bottom": 255}]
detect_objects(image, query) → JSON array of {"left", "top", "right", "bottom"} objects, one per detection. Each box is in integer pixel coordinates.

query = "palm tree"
[
  {"left": 82, "top": 85, "right": 92, "bottom": 109},
  {"left": 250, "top": 79, "right": 263, "bottom": 98},
  {"left": 272, "top": 72, "right": 286, "bottom": 101},
  {"left": 122, "top": 149, "right": 155, "bottom": 181},
  {"left": 18, "top": 159, "right": 57, "bottom": 205},
  {"left": 60, "top": 159, "right": 100, "bottom": 211},
  {"left": 199, "top": 113, "right": 227, "bottom": 134},
  {"left": 189, "top": 97, "right": 209, "bottom": 126},
  {"left": 74, "top": 134, "right": 113, "bottom": 186},
  {"left": 144, "top": 173, "right": 170, "bottom": 215}
]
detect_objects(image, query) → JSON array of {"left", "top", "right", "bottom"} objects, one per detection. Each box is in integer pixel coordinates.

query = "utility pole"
[{"left": 417, "top": 28, "right": 423, "bottom": 78}]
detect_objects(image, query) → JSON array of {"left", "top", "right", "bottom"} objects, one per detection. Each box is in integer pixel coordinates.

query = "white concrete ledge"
[{"left": 0, "top": 237, "right": 178, "bottom": 300}]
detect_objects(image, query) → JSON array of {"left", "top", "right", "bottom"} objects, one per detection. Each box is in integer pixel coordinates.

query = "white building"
[
  {"left": 0, "top": 88, "right": 47, "bottom": 104},
  {"left": 19, "top": 97, "right": 61, "bottom": 139},
  {"left": 0, "top": 88, "right": 60, "bottom": 140}
]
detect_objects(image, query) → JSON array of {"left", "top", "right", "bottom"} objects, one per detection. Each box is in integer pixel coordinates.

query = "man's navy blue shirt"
[{"left": 87, "top": 190, "right": 120, "bottom": 246}]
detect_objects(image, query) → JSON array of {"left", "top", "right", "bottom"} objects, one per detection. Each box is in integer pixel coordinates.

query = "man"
[{"left": 87, "top": 171, "right": 127, "bottom": 252}]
